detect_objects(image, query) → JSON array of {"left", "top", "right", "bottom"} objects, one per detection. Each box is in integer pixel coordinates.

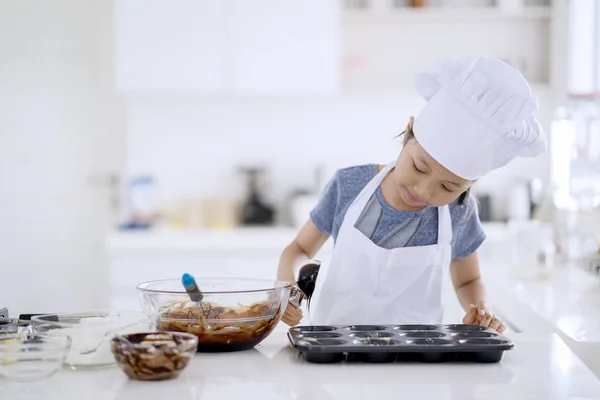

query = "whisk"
[{"left": 181, "top": 273, "right": 206, "bottom": 330}]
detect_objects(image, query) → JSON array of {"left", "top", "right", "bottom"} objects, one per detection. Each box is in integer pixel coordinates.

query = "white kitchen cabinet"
[
  {"left": 227, "top": 0, "right": 341, "bottom": 94},
  {"left": 567, "top": 0, "right": 600, "bottom": 96},
  {"left": 109, "top": 254, "right": 284, "bottom": 290},
  {"left": 108, "top": 253, "right": 285, "bottom": 310},
  {"left": 114, "top": 0, "right": 340, "bottom": 95},
  {"left": 106, "top": 228, "right": 334, "bottom": 310},
  {"left": 114, "top": 0, "right": 226, "bottom": 93}
]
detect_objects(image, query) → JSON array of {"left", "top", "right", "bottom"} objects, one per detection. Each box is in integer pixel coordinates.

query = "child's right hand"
[
  {"left": 463, "top": 302, "right": 505, "bottom": 333},
  {"left": 282, "top": 302, "right": 303, "bottom": 326}
]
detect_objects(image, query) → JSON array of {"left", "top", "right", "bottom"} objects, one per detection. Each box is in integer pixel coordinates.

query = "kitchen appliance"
[{"left": 238, "top": 167, "right": 275, "bottom": 226}]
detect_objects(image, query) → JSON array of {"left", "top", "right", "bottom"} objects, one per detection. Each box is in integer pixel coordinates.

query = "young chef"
[{"left": 277, "top": 55, "right": 547, "bottom": 332}]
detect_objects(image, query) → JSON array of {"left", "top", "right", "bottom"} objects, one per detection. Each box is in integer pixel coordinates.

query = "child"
[{"left": 277, "top": 55, "right": 546, "bottom": 332}]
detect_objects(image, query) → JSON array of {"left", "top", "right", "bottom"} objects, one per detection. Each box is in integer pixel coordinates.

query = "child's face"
[{"left": 392, "top": 118, "right": 473, "bottom": 210}]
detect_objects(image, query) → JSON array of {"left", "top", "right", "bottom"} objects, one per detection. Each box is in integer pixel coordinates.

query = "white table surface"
[
  {"left": 3, "top": 332, "right": 600, "bottom": 400},
  {"left": 487, "top": 265, "right": 600, "bottom": 342}
]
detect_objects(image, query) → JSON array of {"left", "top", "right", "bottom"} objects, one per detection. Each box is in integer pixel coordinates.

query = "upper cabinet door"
[
  {"left": 114, "top": 0, "right": 226, "bottom": 93},
  {"left": 227, "top": 0, "right": 341, "bottom": 95}
]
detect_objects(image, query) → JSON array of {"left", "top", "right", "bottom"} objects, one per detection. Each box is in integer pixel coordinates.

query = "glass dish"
[
  {"left": 137, "top": 278, "right": 292, "bottom": 352},
  {"left": 0, "top": 333, "right": 71, "bottom": 382},
  {"left": 30, "top": 310, "right": 156, "bottom": 370},
  {"left": 111, "top": 331, "right": 198, "bottom": 381}
]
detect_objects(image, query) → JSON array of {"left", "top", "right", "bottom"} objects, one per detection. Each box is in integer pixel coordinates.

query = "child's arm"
[
  {"left": 450, "top": 251, "right": 505, "bottom": 332},
  {"left": 450, "top": 251, "right": 486, "bottom": 311},
  {"left": 277, "top": 219, "right": 329, "bottom": 283},
  {"left": 278, "top": 219, "right": 329, "bottom": 327}
]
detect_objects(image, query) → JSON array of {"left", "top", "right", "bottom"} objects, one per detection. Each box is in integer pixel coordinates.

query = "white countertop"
[
  {"left": 481, "top": 263, "right": 600, "bottom": 380},
  {"left": 3, "top": 332, "right": 600, "bottom": 400},
  {"left": 103, "top": 223, "right": 600, "bottom": 381},
  {"left": 106, "top": 223, "right": 508, "bottom": 253},
  {"left": 483, "top": 264, "right": 600, "bottom": 342},
  {"left": 106, "top": 227, "right": 305, "bottom": 253}
]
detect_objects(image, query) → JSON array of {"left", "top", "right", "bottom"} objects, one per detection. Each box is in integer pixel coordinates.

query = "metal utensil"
[
  {"left": 0, "top": 318, "right": 30, "bottom": 327},
  {"left": 289, "top": 259, "right": 321, "bottom": 310},
  {"left": 181, "top": 273, "right": 207, "bottom": 330}
]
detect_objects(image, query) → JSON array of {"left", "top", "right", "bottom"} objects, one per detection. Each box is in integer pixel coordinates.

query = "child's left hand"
[{"left": 462, "top": 301, "right": 505, "bottom": 333}]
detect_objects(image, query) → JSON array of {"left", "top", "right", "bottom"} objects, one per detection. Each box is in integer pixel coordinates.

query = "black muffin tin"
[{"left": 288, "top": 324, "right": 514, "bottom": 364}]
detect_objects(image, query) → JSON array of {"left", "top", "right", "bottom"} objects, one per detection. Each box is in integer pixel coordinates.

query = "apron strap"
[
  {"left": 436, "top": 205, "right": 453, "bottom": 245},
  {"left": 346, "top": 162, "right": 395, "bottom": 216},
  {"left": 353, "top": 161, "right": 453, "bottom": 247}
]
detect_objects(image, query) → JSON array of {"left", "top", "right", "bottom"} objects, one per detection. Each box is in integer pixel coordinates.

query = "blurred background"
[{"left": 1, "top": 0, "right": 600, "bottom": 318}]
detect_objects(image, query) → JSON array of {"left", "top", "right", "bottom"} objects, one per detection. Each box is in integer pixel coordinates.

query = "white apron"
[{"left": 310, "top": 162, "right": 453, "bottom": 325}]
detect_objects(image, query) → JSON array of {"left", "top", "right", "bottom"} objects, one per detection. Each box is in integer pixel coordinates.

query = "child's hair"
[{"left": 399, "top": 128, "right": 471, "bottom": 206}]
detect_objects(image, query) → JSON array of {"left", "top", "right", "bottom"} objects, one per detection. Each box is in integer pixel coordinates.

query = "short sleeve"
[
  {"left": 309, "top": 171, "right": 340, "bottom": 236},
  {"left": 453, "top": 196, "right": 486, "bottom": 259}
]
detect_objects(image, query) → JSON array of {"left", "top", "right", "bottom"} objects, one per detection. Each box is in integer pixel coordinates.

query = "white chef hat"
[{"left": 412, "top": 55, "right": 547, "bottom": 180}]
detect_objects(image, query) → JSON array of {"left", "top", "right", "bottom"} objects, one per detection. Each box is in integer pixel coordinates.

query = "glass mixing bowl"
[
  {"left": 30, "top": 310, "right": 156, "bottom": 370},
  {"left": 137, "top": 278, "right": 292, "bottom": 352}
]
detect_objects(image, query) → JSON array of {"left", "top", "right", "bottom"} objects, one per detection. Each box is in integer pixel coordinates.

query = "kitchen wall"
[
  {"left": 0, "top": 0, "right": 563, "bottom": 316},
  {"left": 120, "top": 0, "right": 558, "bottom": 224},
  {"left": 125, "top": 85, "right": 554, "bottom": 223},
  {"left": 0, "top": 0, "right": 124, "bottom": 313}
]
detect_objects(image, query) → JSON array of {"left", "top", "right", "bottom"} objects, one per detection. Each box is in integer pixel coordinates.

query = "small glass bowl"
[
  {"left": 30, "top": 310, "right": 157, "bottom": 370},
  {"left": 0, "top": 333, "right": 71, "bottom": 382},
  {"left": 111, "top": 332, "right": 198, "bottom": 381}
]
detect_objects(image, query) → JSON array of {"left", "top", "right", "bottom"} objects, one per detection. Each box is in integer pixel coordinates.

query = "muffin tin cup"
[
  {"left": 297, "top": 332, "right": 344, "bottom": 339},
  {"left": 288, "top": 324, "right": 514, "bottom": 364}
]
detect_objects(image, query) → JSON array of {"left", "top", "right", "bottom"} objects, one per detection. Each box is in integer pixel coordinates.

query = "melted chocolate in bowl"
[
  {"left": 139, "top": 277, "right": 291, "bottom": 353},
  {"left": 158, "top": 300, "right": 283, "bottom": 352}
]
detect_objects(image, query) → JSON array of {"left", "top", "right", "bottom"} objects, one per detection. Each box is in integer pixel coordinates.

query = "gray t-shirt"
[{"left": 310, "top": 164, "right": 486, "bottom": 259}]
